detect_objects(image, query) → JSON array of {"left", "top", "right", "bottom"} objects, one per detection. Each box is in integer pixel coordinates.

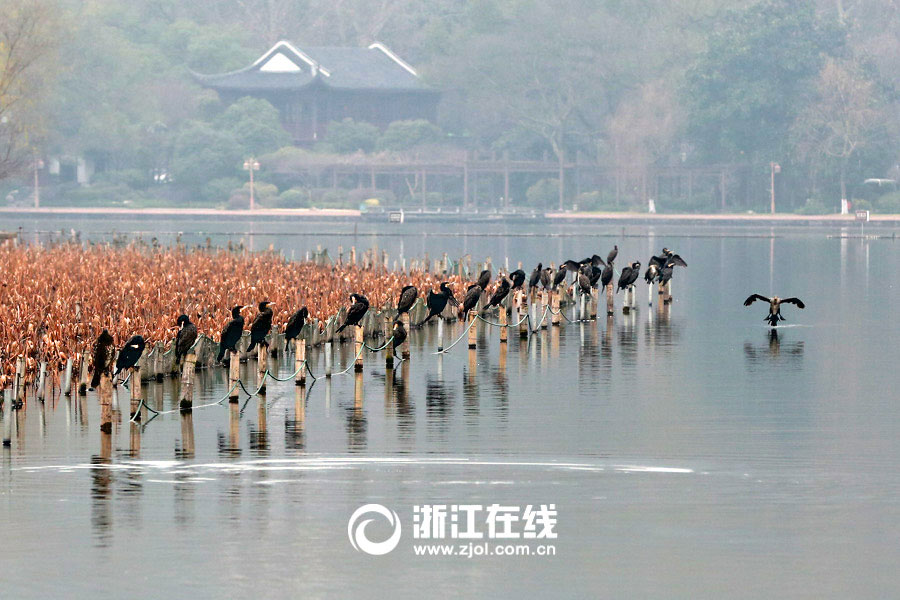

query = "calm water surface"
[{"left": 1, "top": 217, "right": 899, "bottom": 599}]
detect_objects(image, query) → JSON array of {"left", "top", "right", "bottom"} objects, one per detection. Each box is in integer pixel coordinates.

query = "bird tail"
[
  {"left": 336, "top": 323, "right": 347, "bottom": 333},
  {"left": 217, "top": 345, "right": 226, "bottom": 363},
  {"left": 90, "top": 371, "right": 101, "bottom": 389},
  {"left": 418, "top": 312, "right": 435, "bottom": 327},
  {"left": 765, "top": 314, "right": 781, "bottom": 326},
  {"left": 247, "top": 340, "right": 257, "bottom": 353}
]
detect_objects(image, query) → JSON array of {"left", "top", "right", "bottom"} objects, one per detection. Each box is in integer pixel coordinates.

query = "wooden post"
[
  {"left": 37, "top": 361, "right": 47, "bottom": 401},
  {"left": 384, "top": 315, "right": 395, "bottom": 370},
  {"left": 499, "top": 304, "right": 508, "bottom": 343},
  {"left": 325, "top": 341, "right": 333, "bottom": 377},
  {"left": 228, "top": 349, "right": 240, "bottom": 401},
  {"left": 606, "top": 283, "right": 614, "bottom": 316},
  {"left": 294, "top": 338, "right": 306, "bottom": 386},
  {"left": 622, "top": 284, "right": 631, "bottom": 315},
  {"left": 354, "top": 326, "right": 364, "bottom": 373},
  {"left": 400, "top": 312, "right": 411, "bottom": 359},
  {"left": 14, "top": 356, "right": 25, "bottom": 406},
  {"left": 467, "top": 310, "right": 477, "bottom": 349},
  {"left": 63, "top": 358, "right": 73, "bottom": 396},
  {"left": 99, "top": 372, "right": 113, "bottom": 433},
  {"left": 551, "top": 290, "right": 561, "bottom": 325},
  {"left": 515, "top": 291, "right": 529, "bottom": 338},
  {"left": 590, "top": 287, "right": 598, "bottom": 318},
  {"left": 665, "top": 280, "right": 673, "bottom": 305},
  {"left": 541, "top": 290, "right": 549, "bottom": 329},
  {"left": 257, "top": 344, "right": 267, "bottom": 394},
  {"left": 78, "top": 353, "right": 88, "bottom": 396},
  {"left": 129, "top": 366, "right": 142, "bottom": 420},
  {"left": 350, "top": 246, "right": 357, "bottom": 266},
  {"left": 179, "top": 352, "right": 197, "bottom": 410},
  {"left": 437, "top": 318, "right": 444, "bottom": 352},
  {"left": 648, "top": 282, "right": 654, "bottom": 307}
]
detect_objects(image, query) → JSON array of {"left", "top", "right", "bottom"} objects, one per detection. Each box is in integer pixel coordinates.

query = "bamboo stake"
[
  {"left": 294, "top": 337, "right": 306, "bottom": 386},
  {"left": 179, "top": 352, "right": 197, "bottom": 410}
]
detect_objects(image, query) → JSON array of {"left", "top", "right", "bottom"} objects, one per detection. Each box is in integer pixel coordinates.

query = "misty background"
[{"left": 2, "top": 0, "right": 900, "bottom": 214}]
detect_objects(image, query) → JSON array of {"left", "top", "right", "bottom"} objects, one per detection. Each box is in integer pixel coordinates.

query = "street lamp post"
[
  {"left": 33, "top": 151, "right": 43, "bottom": 209},
  {"left": 769, "top": 162, "right": 781, "bottom": 214},
  {"left": 243, "top": 158, "right": 260, "bottom": 210}
]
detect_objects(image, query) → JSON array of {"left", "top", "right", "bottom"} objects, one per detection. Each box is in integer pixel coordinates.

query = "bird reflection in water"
[
  {"left": 391, "top": 360, "right": 415, "bottom": 442},
  {"left": 743, "top": 329, "right": 804, "bottom": 370},
  {"left": 425, "top": 368, "right": 456, "bottom": 440}
]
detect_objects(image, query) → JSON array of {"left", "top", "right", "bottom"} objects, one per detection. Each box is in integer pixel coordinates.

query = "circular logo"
[{"left": 347, "top": 503, "right": 402, "bottom": 555}]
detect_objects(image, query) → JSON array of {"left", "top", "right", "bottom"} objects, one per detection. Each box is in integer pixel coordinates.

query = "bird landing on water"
[{"left": 744, "top": 294, "right": 805, "bottom": 327}]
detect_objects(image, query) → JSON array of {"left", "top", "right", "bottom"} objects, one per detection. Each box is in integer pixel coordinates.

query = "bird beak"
[{"left": 268, "top": 302, "right": 276, "bottom": 306}]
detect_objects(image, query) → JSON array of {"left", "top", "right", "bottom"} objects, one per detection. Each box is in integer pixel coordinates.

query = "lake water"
[{"left": 2, "top": 215, "right": 899, "bottom": 599}]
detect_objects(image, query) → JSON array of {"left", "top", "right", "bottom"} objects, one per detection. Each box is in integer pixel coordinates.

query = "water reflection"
[
  {"left": 90, "top": 431, "right": 113, "bottom": 546},
  {"left": 345, "top": 371, "right": 367, "bottom": 451},
  {"left": 217, "top": 402, "right": 241, "bottom": 458},
  {"left": 284, "top": 384, "right": 307, "bottom": 451},
  {"left": 743, "top": 329, "right": 805, "bottom": 371}
]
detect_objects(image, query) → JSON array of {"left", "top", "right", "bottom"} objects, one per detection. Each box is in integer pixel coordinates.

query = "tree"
[
  {"left": 609, "top": 80, "right": 682, "bottom": 207},
  {"left": 215, "top": 96, "right": 292, "bottom": 156},
  {"left": 685, "top": 0, "right": 844, "bottom": 163},
  {"left": 0, "top": 0, "right": 58, "bottom": 180},
  {"left": 792, "top": 57, "right": 891, "bottom": 205},
  {"left": 172, "top": 120, "right": 243, "bottom": 189},
  {"left": 324, "top": 118, "right": 379, "bottom": 153}
]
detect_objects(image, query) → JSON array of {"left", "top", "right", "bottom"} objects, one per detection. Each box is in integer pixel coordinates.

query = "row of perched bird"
[{"left": 86, "top": 245, "right": 691, "bottom": 385}]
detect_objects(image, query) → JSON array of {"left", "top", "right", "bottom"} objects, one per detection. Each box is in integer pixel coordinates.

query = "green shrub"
[
  {"left": 526, "top": 178, "right": 559, "bottom": 208},
  {"left": 201, "top": 177, "right": 242, "bottom": 204},
  {"left": 794, "top": 198, "right": 830, "bottom": 215},
  {"left": 876, "top": 191, "right": 900, "bottom": 214},
  {"left": 377, "top": 119, "right": 442, "bottom": 151},
  {"left": 325, "top": 118, "right": 380, "bottom": 153},
  {"left": 278, "top": 188, "right": 310, "bottom": 208}
]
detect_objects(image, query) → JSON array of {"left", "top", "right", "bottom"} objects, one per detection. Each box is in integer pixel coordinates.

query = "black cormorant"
[
  {"left": 744, "top": 294, "right": 805, "bottom": 326},
  {"left": 552, "top": 267, "right": 568, "bottom": 290},
  {"left": 217, "top": 305, "right": 248, "bottom": 363},
  {"left": 600, "top": 262, "right": 614, "bottom": 289},
  {"left": 528, "top": 263, "right": 543, "bottom": 290},
  {"left": 461, "top": 283, "right": 483, "bottom": 316},
  {"left": 175, "top": 314, "right": 198, "bottom": 365},
  {"left": 285, "top": 307, "right": 309, "bottom": 343},
  {"left": 644, "top": 263, "right": 659, "bottom": 284},
  {"left": 476, "top": 268, "right": 491, "bottom": 290},
  {"left": 575, "top": 266, "right": 592, "bottom": 296},
  {"left": 114, "top": 335, "right": 146, "bottom": 378},
  {"left": 420, "top": 282, "right": 457, "bottom": 325},
  {"left": 337, "top": 294, "right": 370, "bottom": 332},
  {"left": 396, "top": 285, "right": 418, "bottom": 316},
  {"left": 392, "top": 319, "right": 407, "bottom": 351},
  {"left": 616, "top": 262, "right": 641, "bottom": 292},
  {"left": 539, "top": 267, "right": 552, "bottom": 290},
  {"left": 486, "top": 277, "right": 511, "bottom": 310},
  {"left": 607, "top": 245, "right": 618, "bottom": 265},
  {"left": 509, "top": 269, "right": 526, "bottom": 290},
  {"left": 90, "top": 329, "right": 115, "bottom": 388},
  {"left": 247, "top": 301, "right": 275, "bottom": 352}
]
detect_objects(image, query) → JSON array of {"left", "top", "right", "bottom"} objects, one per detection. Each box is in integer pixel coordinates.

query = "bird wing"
[
  {"left": 591, "top": 254, "right": 606, "bottom": 267},
  {"left": 743, "top": 294, "right": 770, "bottom": 306},
  {"left": 649, "top": 255, "right": 666, "bottom": 268},
  {"left": 670, "top": 254, "right": 688, "bottom": 267},
  {"left": 781, "top": 297, "right": 805, "bottom": 309}
]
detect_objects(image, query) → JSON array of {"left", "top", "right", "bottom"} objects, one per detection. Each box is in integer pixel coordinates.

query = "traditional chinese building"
[{"left": 195, "top": 40, "right": 440, "bottom": 144}]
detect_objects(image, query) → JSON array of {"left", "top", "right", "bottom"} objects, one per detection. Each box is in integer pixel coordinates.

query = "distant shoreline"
[{"left": 1, "top": 206, "right": 898, "bottom": 227}]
